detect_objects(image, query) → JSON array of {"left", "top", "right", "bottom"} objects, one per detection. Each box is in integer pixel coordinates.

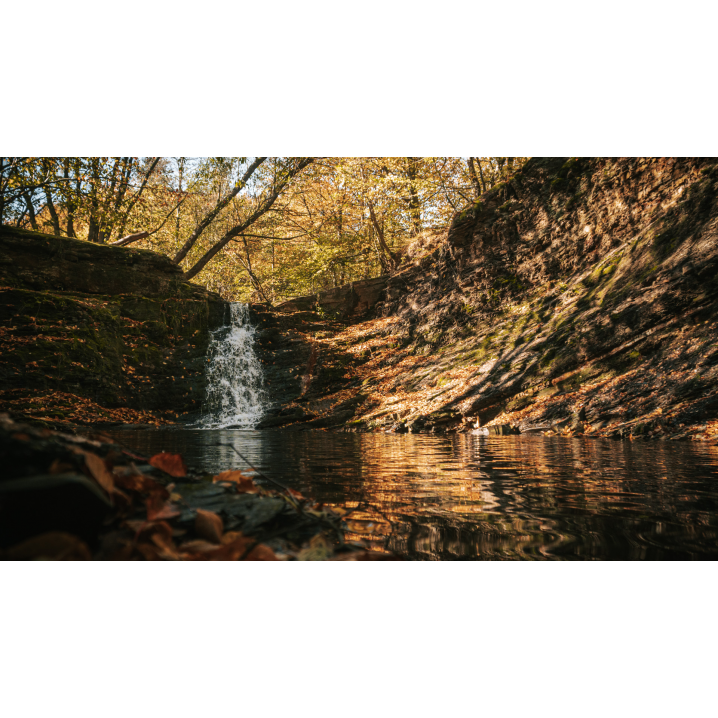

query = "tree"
[{"left": 0, "top": 156, "right": 529, "bottom": 302}]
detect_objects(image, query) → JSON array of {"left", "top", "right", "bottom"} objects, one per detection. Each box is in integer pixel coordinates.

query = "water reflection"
[{"left": 104, "top": 429, "right": 718, "bottom": 560}]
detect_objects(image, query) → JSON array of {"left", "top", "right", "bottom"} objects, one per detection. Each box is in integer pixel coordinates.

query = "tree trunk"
[
  {"left": 63, "top": 158, "right": 77, "bottom": 238},
  {"left": 175, "top": 157, "right": 185, "bottom": 246},
  {"left": 405, "top": 157, "right": 422, "bottom": 235},
  {"left": 467, "top": 157, "right": 485, "bottom": 197},
  {"left": 23, "top": 192, "right": 39, "bottom": 230},
  {"left": 368, "top": 200, "right": 399, "bottom": 272},
  {"left": 87, "top": 158, "right": 101, "bottom": 243},
  {"left": 42, "top": 160, "right": 61, "bottom": 235}
]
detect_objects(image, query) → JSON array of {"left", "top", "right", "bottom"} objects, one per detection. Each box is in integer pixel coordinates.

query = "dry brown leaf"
[
  {"left": 181, "top": 531, "right": 278, "bottom": 561},
  {"left": 213, "top": 470, "right": 258, "bottom": 493},
  {"left": 244, "top": 544, "right": 278, "bottom": 561},
  {"left": 179, "top": 539, "right": 219, "bottom": 553},
  {"left": 194, "top": 509, "right": 223, "bottom": 544},
  {"left": 131, "top": 521, "right": 180, "bottom": 560},
  {"left": 146, "top": 494, "right": 180, "bottom": 521},
  {"left": 149, "top": 452, "right": 187, "bottom": 478},
  {"left": 114, "top": 471, "right": 165, "bottom": 495},
  {"left": 70, "top": 447, "right": 115, "bottom": 495}
]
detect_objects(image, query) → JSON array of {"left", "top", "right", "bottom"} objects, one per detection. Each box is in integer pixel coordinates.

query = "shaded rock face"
[
  {"left": 0, "top": 226, "right": 199, "bottom": 298},
  {"left": 0, "top": 226, "right": 225, "bottom": 420},
  {"left": 275, "top": 276, "right": 388, "bottom": 320},
  {"left": 250, "top": 306, "right": 356, "bottom": 429}
]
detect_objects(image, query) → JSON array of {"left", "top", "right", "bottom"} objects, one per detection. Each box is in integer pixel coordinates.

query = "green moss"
[{"left": 539, "top": 346, "right": 557, "bottom": 368}]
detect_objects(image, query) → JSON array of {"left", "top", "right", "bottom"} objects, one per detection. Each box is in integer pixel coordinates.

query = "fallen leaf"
[
  {"left": 179, "top": 539, "right": 219, "bottom": 554},
  {"left": 195, "top": 509, "right": 223, "bottom": 544},
  {"left": 181, "top": 531, "right": 278, "bottom": 561},
  {"left": 146, "top": 494, "right": 180, "bottom": 521},
  {"left": 133, "top": 521, "right": 180, "bottom": 560},
  {"left": 115, "top": 471, "right": 165, "bottom": 495},
  {"left": 213, "top": 470, "right": 258, "bottom": 493},
  {"left": 70, "top": 447, "right": 115, "bottom": 495},
  {"left": 149, "top": 452, "right": 187, "bottom": 478}
]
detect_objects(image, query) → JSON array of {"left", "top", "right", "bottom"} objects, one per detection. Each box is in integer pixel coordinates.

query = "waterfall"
[{"left": 201, "top": 303, "right": 266, "bottom": 429}]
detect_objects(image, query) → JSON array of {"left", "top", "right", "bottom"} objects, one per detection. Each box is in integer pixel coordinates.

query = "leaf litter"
[{"left": 0, "top": 414, "right": 400, "bottom": 561}]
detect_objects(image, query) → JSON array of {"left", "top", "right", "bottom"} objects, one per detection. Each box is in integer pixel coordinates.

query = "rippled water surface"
[{"left": 104, "top": 429, "right": 718, "bottom": 560}]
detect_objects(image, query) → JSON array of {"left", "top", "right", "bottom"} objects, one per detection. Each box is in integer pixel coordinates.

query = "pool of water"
[{"left": 103, "top": 429, "right": 718, "bottom": 560}]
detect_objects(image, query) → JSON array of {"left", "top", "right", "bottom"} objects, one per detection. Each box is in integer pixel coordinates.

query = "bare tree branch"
[
  {"left": 172, "top": 157, "right": 267, "bottom": 264},
  {"left": 183, "top": 158, "right": 314, "bottom": 280}
]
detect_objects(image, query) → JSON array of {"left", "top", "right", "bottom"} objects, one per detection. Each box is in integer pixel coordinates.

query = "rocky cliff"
[
  {"left": 257, "top": 158, "right": 718, "bottom": 442},
  {"left": 0, "top": 226, "right": 225, "bottom": 426}
]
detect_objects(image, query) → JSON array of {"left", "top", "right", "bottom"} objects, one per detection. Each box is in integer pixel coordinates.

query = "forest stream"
[
  {"left": 101, "top": 427, "right": 718, "bottom": 560},
  {"left": 3, "top": 157, "right": 718, "bottom": 560},
  {"left": 100, "top": 301, "right": 718, "bottom": 561}
]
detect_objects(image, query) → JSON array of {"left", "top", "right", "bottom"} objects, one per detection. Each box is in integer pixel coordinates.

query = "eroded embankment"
[
  {"left": 0, "top": 226, "right": 225, "bottom": 427},
  {"left": 257, "top": 158, "right": 718, "bottom": 443}
]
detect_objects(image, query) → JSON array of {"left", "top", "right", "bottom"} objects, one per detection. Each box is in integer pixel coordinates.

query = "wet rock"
[
  {"left": 256, "top": 406, "right": 315, "bottom": 429},
  {"left": 0, "top": 472, "right": 112, "bottom": 549},
  {"left": 406, "top": 417, "right": 426, "bottom": 433},
  {"left": 485, "top": 424, "right": 520, "bottom": 436},
  {"left": 296, "top": 409, "right": 356, "bottom": 430},
  {"left": 221, "top": 494, "right": 289, "bottom": 534}
]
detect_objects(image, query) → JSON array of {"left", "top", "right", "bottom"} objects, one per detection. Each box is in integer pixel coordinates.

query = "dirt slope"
[{"left": 259, "top": 158, "right": 718, "bottom": 443}]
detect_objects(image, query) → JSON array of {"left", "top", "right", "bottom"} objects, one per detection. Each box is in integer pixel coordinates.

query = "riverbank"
[
  {"left": 0, "top": 225, "right": 225, "bottom": 426},
  {"left": 254, "top": 158, "right": 718, "bottom": 443},
  {"left": 0, "top": 414, "right": 397, "bottom": 560}
]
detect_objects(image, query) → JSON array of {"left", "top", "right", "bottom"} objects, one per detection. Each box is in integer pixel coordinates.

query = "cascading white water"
[{"left": 201, "top": 303, "right": 266, "bottom": 429}]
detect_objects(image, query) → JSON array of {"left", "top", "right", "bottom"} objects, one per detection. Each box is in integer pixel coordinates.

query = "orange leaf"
[
  {"left": 180, "top": 539, "right": 220, "bottom": 554},
  {"left": 194, "top": 509, "right": 223, "bottom": 544},
  {"left": 115, "top": 471, "right": 165, "bottom": 495},
  {"left": 70, "top": 447, "right": 115, "bottom": 495},
  {"left": 182, "top": 531, "right": 278, "bottom": 561},
  {"left": 287, "top": 488, "right": 304, "bottom": 500},
  {"left": 213, "top": 470, "right": 258, "bottom": 493},
  {"left": 146, "top": 494, "right": 180, "bottom": 521},
  {"left": 131, "top": 521, "right": 180, "bottom": 560},
  {"left": 244, "top": 543, "right": 278, "bottom": 561},
  {"left": 149, "top": 452, "right": 187, "bottom": 478}
]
